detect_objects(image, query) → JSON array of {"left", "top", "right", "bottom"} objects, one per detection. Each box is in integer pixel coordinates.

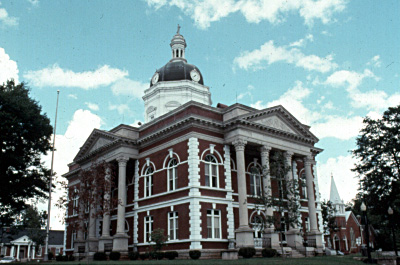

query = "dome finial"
[
  {"left": 177, "top": 24, "right": 181, "bottom": 34},
  {"left": 170, "top": 26, "right": 187, "bottom": 62}
]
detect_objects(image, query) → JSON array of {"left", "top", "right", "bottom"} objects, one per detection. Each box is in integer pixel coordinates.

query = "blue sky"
[{"left": 1, "top": 0, "right": 399, "bottom": 229}]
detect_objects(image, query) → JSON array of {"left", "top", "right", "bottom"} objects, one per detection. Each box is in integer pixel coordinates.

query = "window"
[
  {"left": 168, "top": 211, "right": 179, "bottom": 240},
  {"left": 304, "top": 217, "right": 310, "bottom": 232},
  {"left": 250, "top": 167, "right": 262, "bottom": 196},
  {"left": 167, "top": 159, "right": 178, "bottom": 191},
  {"left": 350, "top": 228, "right": 356, "bottom": 248},
  {"left": 55, "top": 248, "right": 60, "bottom": 255},
  {"left": 204, "top": 155, "right": 218, "bottom": 188},
  {"left": 207, "top": 209, "right": 221, "bottom": 239},
  {"left": 144, "top": 215, "right": 153, "bottom": 242},
  {"left": 251, "top": 215, "right": 263, "bottom": 238},
  {"left": 72, "top": 189, "right": 79, "bottom": 216},
  {"left": 144, "top": 167, "right": 153, "bottom": 197},
  {"left": 71, "top": 230, "right": 76, "bottom": 248}
]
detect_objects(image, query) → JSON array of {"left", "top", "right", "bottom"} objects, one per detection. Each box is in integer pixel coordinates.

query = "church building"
[{"left": 63, "top": 27, "right": 325, "bottom": 258}]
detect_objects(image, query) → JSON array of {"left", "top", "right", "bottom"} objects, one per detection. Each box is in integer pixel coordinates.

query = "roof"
[
  {"left": 0, "top": 229, "right": 64, "bottom": 245},
  {"left": 330, "top": 175, "right": 342, "bottom": 204},
  {"left": 150, "top": 60, "right": 204, "bottom": 87}
]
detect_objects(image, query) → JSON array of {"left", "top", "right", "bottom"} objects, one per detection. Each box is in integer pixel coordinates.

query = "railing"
[
  {"left": 308, "top": 239, "right": 316, "bottom": 248},
  {"left": 263, "top": 237, "right": 272, "bottom": 248},
  {"left": 254, "top": 238, "right": 263, "bottom": 248},
  {"left": 104, "top": 243, "right": 113, "bottom": 252}
]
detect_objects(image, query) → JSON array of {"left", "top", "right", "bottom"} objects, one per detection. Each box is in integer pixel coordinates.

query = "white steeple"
[{"left": 330, "top": 174, "right": 345, "bottom": 216}]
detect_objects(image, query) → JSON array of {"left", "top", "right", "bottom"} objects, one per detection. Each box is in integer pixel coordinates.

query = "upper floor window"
[
  {"left": 204, "top": 154, "right": 219, "bottom": 188},
  {"left": 207, "top": 209, "right": 221, "bottom": 239},
  {"left": 144, "top": 167, "right": 153, "bottom": 197},
  {"left": 72, "top": 189, "right": 79, "bottom": 216},
  {"left": 168, "top": 159, "right": 178, "bottom": 191},
  {"left": 250, "top": 167, "right": 262, "bottom": 196}
]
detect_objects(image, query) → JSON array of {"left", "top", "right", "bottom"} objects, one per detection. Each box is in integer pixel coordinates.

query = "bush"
[
  {"left": 47, "top": 252, "right": 54, "bottom": 260},
  {"left": 262, "top": 248, "right": 277, "bottom": 258},
  {"left": 140, "top": 252, "right": 149, "bottom": 260},
  {"left": 93, "top": 252, "right": 107, "bottom": 261},
  {"left": 55, "top": 254, "right": 63, "bottom": 261},
  {"left": 128, "top": 251, "right": 139, "bottom": 260},
  {"left": 109, "top": 251, "right": 121, "bottom": 261},
  {"left": 68, "top": 255, "right": 75, "bottom": 261},
  {"left": 189, "top": 250, "right": 201, "bottom": 260},
  {"left": 165, "top": 251, "right": 179, "bottom": 260},
  {"left": 152, "top": 252, "right": 164, "bottom": 260},
  {"left": 63, "top": 255, "right": 69, "bottom": 261},
  {"left": 238, "top": 247, "right": 256, "bottom": 258}
]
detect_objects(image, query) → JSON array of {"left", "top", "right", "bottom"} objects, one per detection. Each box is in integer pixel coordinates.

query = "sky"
[{"left": 0, "top": 0, "right": 399, "bottom": 230}]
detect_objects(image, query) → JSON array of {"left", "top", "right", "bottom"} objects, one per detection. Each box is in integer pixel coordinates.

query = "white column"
[
  {"left": 27, "top": 244, "right": 31, "bottom": 260},
  {"left": 10, "top": 246, "right": 14, "bottom": 257},
  {"left": 32, "top": 246, "right": 35, "bottom": 259},
  {"left": 260, "top": 146, "right": 273, "bottom": 217},
  {"left": 284, "top": 151, "right": 298, "bottom": 230},
  {"left": 234, "top": 139, "right": 249, "bottom": 228},
  {"left": 16, "top": 244, "right": 20, "bottom": 260},
  {"left": 116, "top": 156, "right": 129, "bottom": 236},
  {"left": 304, "top": 155, "right": 318, "bottom": 232}
]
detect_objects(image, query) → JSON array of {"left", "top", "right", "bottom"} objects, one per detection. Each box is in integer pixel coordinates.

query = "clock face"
[
  {"left": 152, "top": 72, "right": 159, "bottom": 85},
  {"left": 190, "top": 70, "right": 200, "bottom": 82}
]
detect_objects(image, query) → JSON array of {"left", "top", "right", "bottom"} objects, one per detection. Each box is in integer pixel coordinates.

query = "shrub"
[
  {"left": 262, "top": 248, "right": 277, "bottom": 258},
  {"left": 152, "top": 252, "right": 164, "bottom": 260},
  {"left": 55, "top": 254, "right": 63, "bottom": 261},
  {"left": 165, "top": 251, "right": 179, "bottom": 260},
  {"left": 47, "top": 251, "right": 54, "bottom": 260},
  {"left": 189, "top": 250, "right": 201, "bottom": 260},
  {"left": 140, "top": 253, "right": 149, "bottom": 260},
  {"left": 63, "top": 255, "right": 69, "bottom": 261},
  {"left": 109, "top": 251, "right": 121, "bottom": 261},
  {"left": 128, "top": 251, "right": 139, "bottom": 260},
  {"left": 93, "top": 252, "right": 107, "bottom": 261},
  {"left": 238, "top": 247, "right": 256, "bottom": 258},
  {"left": 68, "top": 255, "right": 75, "bottom": 261}
]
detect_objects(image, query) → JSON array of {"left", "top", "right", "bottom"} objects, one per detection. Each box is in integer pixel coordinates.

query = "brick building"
[{"left": 63, "top": 28, "right": 325, "bottom": 258}]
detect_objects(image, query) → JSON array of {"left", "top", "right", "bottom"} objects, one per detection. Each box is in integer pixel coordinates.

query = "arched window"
[
  {"left": 350, "top": 227, "right": 356, "bottom": 248},
  {"left": 251, "top": 215, "right": 264, "bottom": 238},
  {"left": 250, "top": 166, "right": 262, "bottom": 196},
  {"left": 168, "top": 159, "right": 178, "bottom": 191},
  {"left": 144, "top": 167, "right": 153, "bottom": 197},
  {"left": 72, "top": 188, "right": 79, "bottom": 216},
  {"left": 204, "top": 154, "right": 219, "bottom": 188}
]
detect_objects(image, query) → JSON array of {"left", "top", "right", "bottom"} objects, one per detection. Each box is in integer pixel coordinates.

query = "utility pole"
[{"left": 44, "top": 90, "right": 60, "bottom": 261}]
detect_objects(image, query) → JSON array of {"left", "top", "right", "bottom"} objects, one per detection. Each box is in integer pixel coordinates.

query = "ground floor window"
[
  {"left": 207, "top": 209, "right": 221, "bottom": 239},
  {"left": 144, "top": 215, "right": 153, "bottom": 243},
  {"left": 168, "top": 211, "right": 179, "bottom": 240}
]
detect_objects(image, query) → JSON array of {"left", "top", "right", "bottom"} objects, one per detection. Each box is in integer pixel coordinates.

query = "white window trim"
[
  {"left": 207, "top": 209, "right": 221, "bottom": 239},
  {"left": 144, "top": 215, "right": 153, "bottom": 243},
  {"left": 167, "top": 159, "right": 178, "bottom": 192},
  {"left": 144, "top": 167, "right": 153, "bottom": 198},
  {"left": 249, "top": 167, "right": 262, "bottom": 196},
  {"left": 168, "top": 211, "right": 178, "bottom": 240},
  {"left": 204, "top": 155, "right": 219, "bottom": 188},
  {"left": 72, "top": 189, "right": 79, "bottom": 216}
]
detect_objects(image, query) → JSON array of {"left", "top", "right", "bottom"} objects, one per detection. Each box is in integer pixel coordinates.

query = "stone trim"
[{"left": 223, "top": 145, "right": 235, "bottom": 239}]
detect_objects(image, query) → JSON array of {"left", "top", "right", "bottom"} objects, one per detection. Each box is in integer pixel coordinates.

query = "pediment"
[
  {"left": 11, "top": 235, "right": 31, "bottom": 244},
  {"left": 87, "top": 137, "right": 113, "bottom": 153},
  {"left": 74, "top": 129, "right": 118, "bottom": 161},
  {"left": 252, "top": 115, "right": 297, "bottom": 135}
]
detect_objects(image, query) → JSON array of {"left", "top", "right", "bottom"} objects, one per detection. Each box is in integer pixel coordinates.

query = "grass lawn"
[{"left": 31, "top": 255, "right": 364, "bottom": 265}]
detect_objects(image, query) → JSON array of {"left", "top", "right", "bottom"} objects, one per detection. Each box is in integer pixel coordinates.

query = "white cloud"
[
  {"left": 147, "top": 0, "right": 347, "bottom": 29},
  {"left": 366, "top": 55, "right": 381, "bottom": 68},
  {"left": 68, "top": 94, "right": 78, "bottom": 99},
  {"left": 251, "top": 81, "right": 320, "bottom": 124},
  {"left": 40, "top": 109, "right": 102, "bottom": 229},
  {"left": 317, "top": 155, "right": 359, "bottom": 203},
  {"left": 109, "top": 103, "right": 130, "bottom": 115},
  {"left": 111, "top": 77, "right": 148, "bottom": 99},
  {"left": 311, "top": 115, "right": 363, "bottom": 140},
  {"left": 234, "top": 40, "right": 337, "bottom": 73},
  {"left": 0, "top": 5, "right": 18, "bottom": 26},
  {"left": 0, "top": 48, "right": 19, "bottom": 84},
  {"left": 85, "top": 102, "right": 99, "bottom": 111},
  {"left": 325, "top": 69, "right": 377, "bottom": 90},
  {"left": 27, "top": 0, "right": 39, "bottom": 6},
  {"left": 23, "top": 64, "right": 128, "bottom": 89},
  {"left": 289, "top": 34, "right": 314, "bottom": 47}
]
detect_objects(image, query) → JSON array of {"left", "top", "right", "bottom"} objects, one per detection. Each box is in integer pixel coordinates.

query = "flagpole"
[{"left": 44, "top": 90, "right": 60, "bottom": 261}]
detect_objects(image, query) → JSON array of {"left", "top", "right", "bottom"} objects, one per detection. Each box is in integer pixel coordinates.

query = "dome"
[{"left": 150, "top": 60, "right": 204, "bottom": 87}]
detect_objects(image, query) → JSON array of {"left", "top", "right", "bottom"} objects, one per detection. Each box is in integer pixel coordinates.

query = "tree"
[
  {"left": 20, "top": 205, "right": 47, "bottom": 247},
  {"left": 0, "top": 80, "right": 53, "bottom": 225},
  {"left": 256, "top": 151, "right": 301, "bottom": 255},
  {"left": 150, "top": 228, "right": 168, "bottom": 257},
  {"left": 352, "top": 105, "right": 400, "bottom": 249},
  {"left": 321, "top": 200, "right": 337, "bottom": 234}
]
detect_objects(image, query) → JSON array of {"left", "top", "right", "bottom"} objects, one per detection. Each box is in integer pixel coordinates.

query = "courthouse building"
[{"left": 63, "top": 28, "right": 325, "bottom": 257}]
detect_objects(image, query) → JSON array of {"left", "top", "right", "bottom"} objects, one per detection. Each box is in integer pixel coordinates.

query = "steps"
[{"left": 291, "top": 249, "right": 305, "bottom": 258}]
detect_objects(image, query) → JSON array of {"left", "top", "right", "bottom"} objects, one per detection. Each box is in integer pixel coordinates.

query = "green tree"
[
  {"left": 0, "top": 80, "right": 53, "bottom": 225},
  {"left": 21, "top": 205, "right": 47, "bottom": 247},
  {"left": 150, "top": 228, "right": 168, "bottom": 255},
  {"left": 321, "top": 200, "right": 337, "bottom": 234},
  {"left": 352, "top": 105, "right": 400, "bottom": 249}
]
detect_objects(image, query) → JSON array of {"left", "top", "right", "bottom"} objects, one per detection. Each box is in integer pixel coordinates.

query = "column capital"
[
  {"left": 304, "top": 155, "right": 313, "bottom": 166},
  {"left": 259, "top": 145, "right": 272, "bottom": 154},
  {"left": 233, "top": 138, "right": 247, "bottom": 151},
  {"left": 117, "top": 156, "right": 129, "bottom": 166}
]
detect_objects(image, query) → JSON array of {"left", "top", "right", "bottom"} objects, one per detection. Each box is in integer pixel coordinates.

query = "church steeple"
[
  {"left": 170, "top": 24, "right": 187, "bottom": 62},
  {"left": 330, "top": 174, "right": 345, "bottom": 216}
]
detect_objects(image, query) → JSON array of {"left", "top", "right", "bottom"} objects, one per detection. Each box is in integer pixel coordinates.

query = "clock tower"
[{"left": 142, "top": 26, "right": 212, "bottom": 122}]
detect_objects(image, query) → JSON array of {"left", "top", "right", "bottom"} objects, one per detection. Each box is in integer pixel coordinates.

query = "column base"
[
  {"left": 286, "top": 229, "right": 304, "bottom": 250},
  {"left": 73, "top": 239, "right": 86, "bottom": 258},
  {"left": 263, "top": 228, "right": 280, "bottom": 249},
  {"left": 113, "top": 233, "right": 129, "bottom": 253},
  {"left": 98, "top": 236, "right": 113, "bottom": 252},
  {"left": 308, "top": 231, "right": 324, "bottom": 254},
  {"left": 235, "top": 226, "right": 254, "bottom": 248},
  {"left": 86, "top": 237, "right": 99, "bottom": 253}
]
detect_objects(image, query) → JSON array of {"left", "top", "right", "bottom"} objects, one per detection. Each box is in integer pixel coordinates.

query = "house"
[{"left": 63, "top": 27, "right": 325, "bottom": 258}]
